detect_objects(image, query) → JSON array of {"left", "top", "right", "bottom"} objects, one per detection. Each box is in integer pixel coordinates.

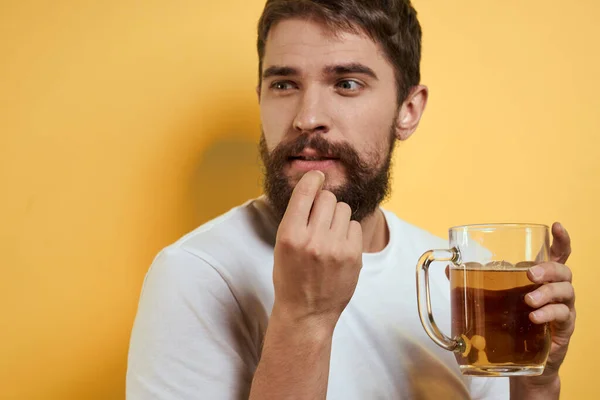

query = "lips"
[
  {"left": 289, "top": 155, "right": 338, "bottom": 161},
  {"left": 288, "top": 149, "right": 339, "bottom": 162},
  {"left": 286, "top": 151, "right": 340, "bottom": 173}
]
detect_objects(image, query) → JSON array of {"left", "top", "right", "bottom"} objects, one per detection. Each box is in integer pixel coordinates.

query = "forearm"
[
  {"left": 249, "top": 308, "right": 336, "bottom": 400},
  {"left": 510, "top": 375, "right": 561, "bottom": 400}
]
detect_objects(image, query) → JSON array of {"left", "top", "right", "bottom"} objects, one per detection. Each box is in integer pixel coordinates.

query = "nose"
[{"left": 292, "top": 87, "right": 332, "bottom": 135}]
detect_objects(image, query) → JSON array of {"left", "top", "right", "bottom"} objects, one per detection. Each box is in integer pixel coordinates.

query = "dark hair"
[{"left": 257, "top": 0, "right": 422, "bottom": 104}]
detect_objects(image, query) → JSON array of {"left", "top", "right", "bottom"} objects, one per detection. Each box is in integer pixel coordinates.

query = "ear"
[{"left": 394, "top": 84, "right": 429, "bottom": 141}]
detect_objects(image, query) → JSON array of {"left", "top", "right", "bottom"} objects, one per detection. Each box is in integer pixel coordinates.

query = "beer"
[{"left": 450, "top": 262, "right": 551, "bottom": 375}]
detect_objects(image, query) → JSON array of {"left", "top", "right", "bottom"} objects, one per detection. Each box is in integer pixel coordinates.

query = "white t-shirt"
[{"left": 126, "top": 197, "right": 509, "bottom": 399}]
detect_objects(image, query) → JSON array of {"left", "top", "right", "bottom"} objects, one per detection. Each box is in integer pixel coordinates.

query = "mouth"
[
  {"left": 287, "top": 152, "right": 340, "bottom": 172},
  {"left": 288, "top": 155, "right": 339, "bottom": 161},
  {"left": 288, "top": 148, "right": 339, "bottom": 161}
]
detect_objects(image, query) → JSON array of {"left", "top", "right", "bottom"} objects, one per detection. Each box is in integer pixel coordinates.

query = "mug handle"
[{"left": 416, "top": 248, "right": 464, "bottom": 353}]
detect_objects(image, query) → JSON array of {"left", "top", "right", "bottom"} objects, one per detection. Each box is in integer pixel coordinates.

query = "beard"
[{"left": 259, "top": 124, "right": 397, "bottom": 223}]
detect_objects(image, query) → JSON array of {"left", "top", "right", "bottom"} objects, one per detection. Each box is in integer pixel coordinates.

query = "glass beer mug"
[{"left": 416, "top": 224, "right": 552, "bottom": 376}]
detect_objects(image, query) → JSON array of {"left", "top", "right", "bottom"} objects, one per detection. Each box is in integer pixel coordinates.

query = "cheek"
[
  {"left": 338, "top": 101, "right": 396, "bottom": 157},
  {"left": 260, "top": 98, "right": 296, "bottom": 148}
]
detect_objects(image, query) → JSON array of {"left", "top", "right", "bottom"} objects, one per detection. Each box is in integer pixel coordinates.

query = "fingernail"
[
  {"left": 527, "top": 291, "right": 542, "bottom": 304},
  {"left": 529, "top": 266, "right": 543, "bottom": 280},
  {"left": 532, "top": 310, "right": 545, "bottom": 322}
]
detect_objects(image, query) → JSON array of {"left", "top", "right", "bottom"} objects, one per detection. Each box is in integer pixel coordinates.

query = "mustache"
[{"left": 271, "top": 134, "right": 363, "bottom": 167}]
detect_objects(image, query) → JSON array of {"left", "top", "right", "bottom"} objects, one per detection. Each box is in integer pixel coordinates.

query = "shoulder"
[
  {"left": 172, "top": 197, "right": 275, "bottom": 262},
  {"left": 143, "top": 197, "right": 276, "bottom": 288}
]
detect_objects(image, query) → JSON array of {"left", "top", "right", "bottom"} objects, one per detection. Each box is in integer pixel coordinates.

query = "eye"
[
  {"left": 337, "top": 79, "right": 363, "bottom": 91},
  {"left": 336, "top": 79, "right": 364, "bottom": 93},
  {"left": 270, "top": 81, "right": 297, "bottom": 91}
]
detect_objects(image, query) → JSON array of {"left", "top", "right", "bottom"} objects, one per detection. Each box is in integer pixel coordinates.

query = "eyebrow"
[
  {"left": 323, "top": 63, "right": 378, "bottom": 80},
  {"left": 262, "top": 66, "right": 299, "bottom": 79},
  {"left": 262, "top": 63, "right": 378, "bottom": 80}
]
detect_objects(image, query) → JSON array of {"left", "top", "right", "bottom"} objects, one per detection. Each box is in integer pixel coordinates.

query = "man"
[{"left": 127, "top": 1, "right": 576, "bottom": 399}]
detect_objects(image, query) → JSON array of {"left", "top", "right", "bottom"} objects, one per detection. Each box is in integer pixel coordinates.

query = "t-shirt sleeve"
[{"left": 126, "top": 247, "right": 256, "bottom": 400}]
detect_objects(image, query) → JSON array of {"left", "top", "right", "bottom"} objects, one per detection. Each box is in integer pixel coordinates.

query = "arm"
[
  {"left": 249, "top": 309, "right": 335, "bottom": 399},
  {"left": 249, "top": 171, "right": 363, "bottom": 400},
  {"left": 127, "top": 248, "right": 254, "bottom": 400}
]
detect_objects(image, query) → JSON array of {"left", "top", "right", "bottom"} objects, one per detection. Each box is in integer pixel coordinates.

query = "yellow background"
[{"left": 1, "top": 0, "right": 598, "bottom": 398}]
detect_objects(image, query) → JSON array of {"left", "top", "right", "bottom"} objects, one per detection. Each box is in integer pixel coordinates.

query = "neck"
[{"left": 359, "top": 207, "right": 389, "bottom": 253}]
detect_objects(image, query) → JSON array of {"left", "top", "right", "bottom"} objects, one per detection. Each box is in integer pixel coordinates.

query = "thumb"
[{"left": 550, "top": 222, "right": 571, "bottom": 264}]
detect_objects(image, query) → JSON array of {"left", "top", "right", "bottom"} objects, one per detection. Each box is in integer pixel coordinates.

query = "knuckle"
[
  {"left": 335, "top": 244, "right": 357, "bottom": 262},
  {"left": 276, "top": 232, "right": 302, "bottom": 250},
  {"left": 305, "top": 242, "right": 322, "bottom": 259},
  {"left": 546, "top": 304, "right": 567, "bottom": 321},
  {"left": 540, "top": 262, "right": 556, "bottom": 279},
  {"left": 549, "top": 261, "right": 560, "bottom": 275},
  {"left": 545, "top": 306, "right": 555, "bottom": 320},
  {"left": 565, "top": 265, "right": 573, "bottom": 282},
  {"left": 330, "top": 246, "right": 346, "bottom": 263},
  {"left": 538, "top": 284, "right": 552, "bottom": 298},
  {"left": 350, "top": 250, "right": 363, "bottom": 265},
  {"left": 558, "top": 304, "right": 570, "bottom": 319},
  {"left": 349, "top": 220, "right": 361, "bottom": 231},
  {"left": 277, "top": 237, "right": 294, "bottom": 250},
  {"left": 348, "top": 245, "right": 362, "bottom": 261},
  {"left": 533, "top": 286, "right": 550, "bottom": 304},
  {"left": 552, "top": 261, "right": 573, "bottom": 282},
  {"left": 554, "top": 260, "right": 562, "bottom": 269},
  {"left": 566, "top": 283, "right": 575, "bottom": 299},
  {"left": 331, "top": 243, "right": 358, "bottom": 265}
]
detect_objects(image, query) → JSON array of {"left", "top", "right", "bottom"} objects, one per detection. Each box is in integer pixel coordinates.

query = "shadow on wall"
[
  {"left": 92, "top": 99, "right": 266, "bottom": 400},
  {"left": 191, "top": 136, "right": 263, "bottom": 225},
  {"left": 180, "top": 94, "right": 264, "bottom": 228}
]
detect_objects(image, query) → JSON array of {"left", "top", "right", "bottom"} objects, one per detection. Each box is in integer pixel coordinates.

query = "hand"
[
  {"left": 523, "top": 222, "right": 575, "bottom": 378},
  {"left": 271, "top": 170, "right": 363, "bottom": 329},
  {"left": 510, "top": 222, "right": 575, "bottom": 399}
]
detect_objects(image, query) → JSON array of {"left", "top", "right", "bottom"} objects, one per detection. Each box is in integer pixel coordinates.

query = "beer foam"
[
  {"left": 458, "top": 261, "right": 536, "bottom": 271},
  {"left": 485, "top": 260, "right": 515, "bottom": 271}
]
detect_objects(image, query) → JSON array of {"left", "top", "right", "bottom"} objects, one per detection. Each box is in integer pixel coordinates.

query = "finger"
[
  {"left": 347, "top": 220, "right": 363, "bottom": 245},
  {"left": 528, "top": 262, "right": 572, "bottom": 284},
  {"left": 330, "top": 202, "right": 352, "bottom": 237},
  {"left": 550, "top": 222, "right": 571, "bottom": 264},
  {"left": 530, "top": 303, "right": 571, "bottom": 325},
  {"left": 281, "top": 170, "right": 325, "bottom": 229},
  {"left": 525, "top": 282, "right": 575, "bottom": 308},
  {"left": 308, "top": 190, "right": 337, "bottom": 231}
]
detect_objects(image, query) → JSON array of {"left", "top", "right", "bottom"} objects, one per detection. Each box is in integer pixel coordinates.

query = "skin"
[
  {"left": 257, "top": 18, "right": 427, "bottom": 253},
  {"left": 509, "top": 222, "right": 575, "bottom": 399},
  {"left": 249, "top": 18, "right": 576, "bottom": 400}
]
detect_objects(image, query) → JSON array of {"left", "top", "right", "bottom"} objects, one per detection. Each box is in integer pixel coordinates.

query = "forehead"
[{"left": 263, "top": 18, "right": 392, "bottom": 76}]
